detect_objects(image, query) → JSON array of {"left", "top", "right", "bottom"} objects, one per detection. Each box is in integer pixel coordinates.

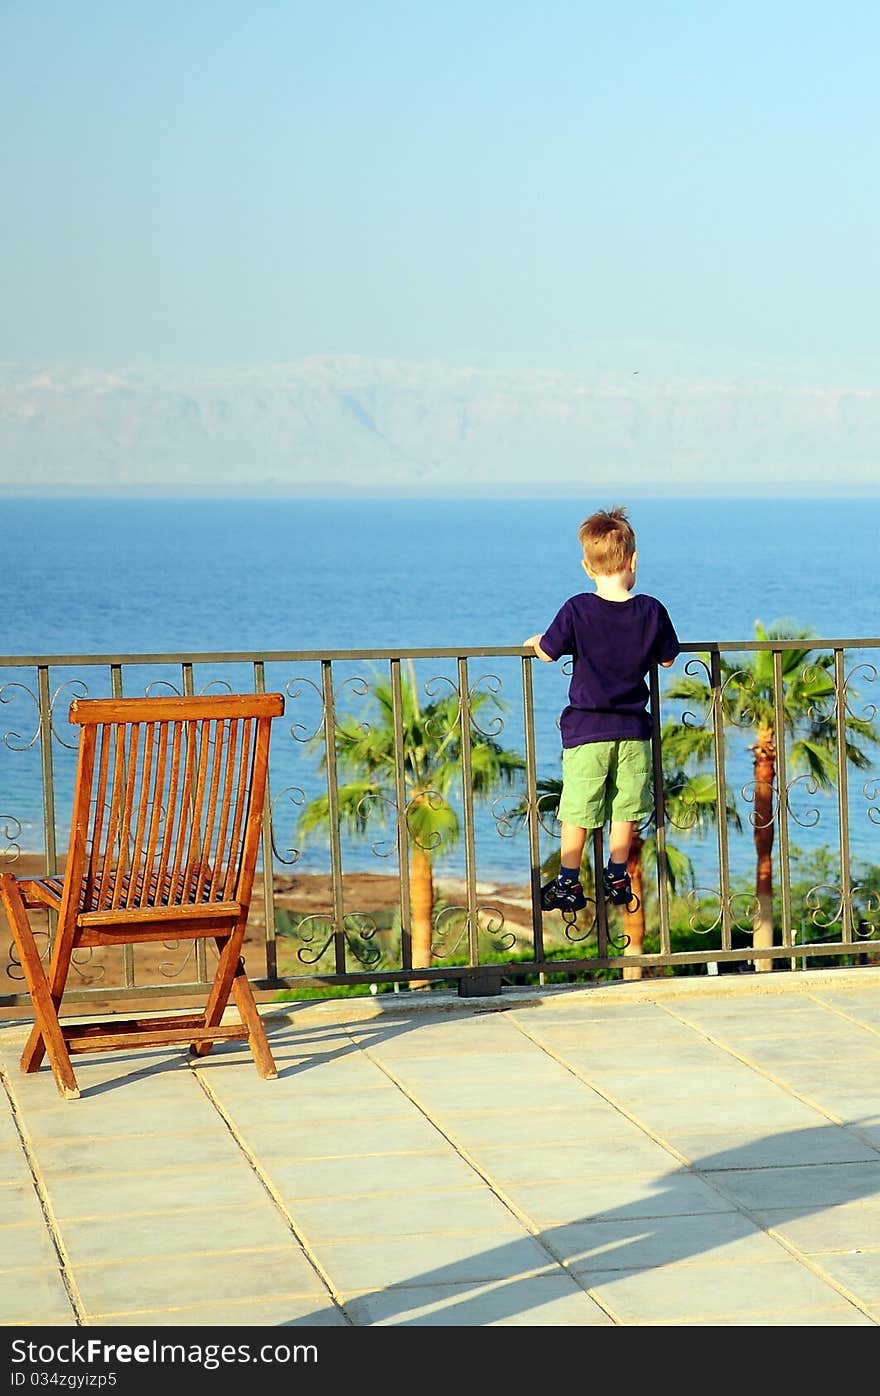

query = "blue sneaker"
[
  {"left": 603, "top": 866, "right": 638, "bottom": 909},
  {"left": 540, "top": 877, "right": 587, "bottom": 913}
]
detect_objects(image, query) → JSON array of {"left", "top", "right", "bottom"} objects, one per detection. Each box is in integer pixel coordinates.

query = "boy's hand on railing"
[{"left": 523, "top": 634, "right": 553, "bottom": 662}]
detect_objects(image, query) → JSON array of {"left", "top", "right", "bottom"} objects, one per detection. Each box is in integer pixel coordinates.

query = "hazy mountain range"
[{"left": 1, "top": 357, "right": 879, "bottom": 494}]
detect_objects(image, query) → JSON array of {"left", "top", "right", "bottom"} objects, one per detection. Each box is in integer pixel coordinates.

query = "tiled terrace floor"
[{"left": 1, "top": 966, "right": 880, "bottom": 1328}]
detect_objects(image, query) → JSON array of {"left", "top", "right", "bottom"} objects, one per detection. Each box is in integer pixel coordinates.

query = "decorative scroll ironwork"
[
  {"left": 491, "top": 789, "right": 561, "bottom": 840},
  {"left": 155, "top": 941, "right": 199, "bottom": 979},
  {"left": 466, "top": 674, "right": 506, "bottom": 739},
  {"left": 556, "top": 900, "right": 631, "bottom": 953},
  {"left": 558, "top": 899, "right": 598, "bottom": 945},
  {"left": 0, "top": 681, "right": 39, "bottom": 750},
  {"left": 677, "top": 658, "right": 758, "bottom": 731},
  {"left": 0, "top": 678, "right": 89, "bottom": 750},
  {"left": 48, "top": 680, "right": 90, "bottom": 748},
  {"left": 421, "top": 671, "right": 508, "bottom": 740},
  {"left": 404, "top": 788, "right": 447, "bottom": 853},
  {"left": 332, "top": 675, "right": 372, "bottom": 746},
  {"left": 840, "top": 661, "right": 879, "bottom": 724},
  {"left": 422, "top": 674, "right": 461, "bottom": 739},
  {"left": 284, "top": 674, "right": 326, "bottom": 743},
  {"left": 6, "top": 931, "right": 109, "bottom": 987},
  {"left": 144, "top": 679, "right": 234, "bottom": 698},
  {"left": 0, "top": 816, "right": 21, "bottom": 865},
  {"left": 683, "top": 888, "right": 761, "bottom": 936},
  {"left": 286, "top": 912, "right": 383, "bottom": 968},
  {"left": 740, "top": 777, "right": 778, "bottom": 831},
  {"left": 783, "top": 773, "right": 823, "bottom": 828},
  {"left": 800, "top": 883, "right": 880, "bottom": 939},
  {"left": 801, "top": 661, "right": 836, "bottom": 728},
  {"left": 739, "top": 769, "right": 827, "bottom": 832},
  {"left": 432, "top": 901, "right": 516, "bottom": 956},
  {"left": 356, "top": 791, "right": 400, "bottom": 859},
  {"left": 269, "top": 786, "right": 305, "bottom": 866}
]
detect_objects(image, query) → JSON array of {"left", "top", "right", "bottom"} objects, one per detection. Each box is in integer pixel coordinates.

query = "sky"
[{"left": 2, "top": 1, "right": 879, "bottom": 487}]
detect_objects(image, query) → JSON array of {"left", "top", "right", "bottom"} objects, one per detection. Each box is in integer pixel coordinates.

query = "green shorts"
[{"left": 557, "top": 739, "right": 653, "bottom": 829}]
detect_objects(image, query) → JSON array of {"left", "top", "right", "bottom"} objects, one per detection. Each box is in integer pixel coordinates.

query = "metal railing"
[{"left": 1, "top": 638, "right": 878, "bottom": 1010}]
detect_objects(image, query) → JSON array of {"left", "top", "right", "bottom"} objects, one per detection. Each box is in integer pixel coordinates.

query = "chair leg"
[
  {"left": 230, "top": 967, "right": 278, "bottom": 1080},
  {"left": 189, "top": 927, "right": 277, "bottom": 1079},
  {"left": 0, "top": 875, "right": 80, "bottom": 1099}
]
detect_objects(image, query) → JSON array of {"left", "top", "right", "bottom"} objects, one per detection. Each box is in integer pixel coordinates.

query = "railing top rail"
[{"left": 0, "top": 638, "right": 879, "bottom": 667}]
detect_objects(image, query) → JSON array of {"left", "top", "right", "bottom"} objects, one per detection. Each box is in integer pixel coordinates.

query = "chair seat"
[{"left": 21, "top": 863, "right": 229, "bottom": 913}]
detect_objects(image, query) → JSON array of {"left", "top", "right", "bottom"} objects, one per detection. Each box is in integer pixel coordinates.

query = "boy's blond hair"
[{"left": 578, "top": 506, "right": 636, "bottom": 576}]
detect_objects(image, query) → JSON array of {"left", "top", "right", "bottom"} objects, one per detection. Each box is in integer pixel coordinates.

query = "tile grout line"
[
  {"left": 657, "top": 998, "right": 880, "bottom": 1154},
  {"left": 187, "top": 1061, "right": 356, "bottom": 1326},
  {"left": 0, "top": 1063, "right": 87, "bottom": 1324},
  {"left": 807, "top": 992, "right": 880, "bottom": 1040}
]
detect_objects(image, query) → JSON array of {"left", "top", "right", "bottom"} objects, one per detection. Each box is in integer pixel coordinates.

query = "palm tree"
[
  {"left": 297, "top": 666, "right": 524, "bottom": 988},
  {"left": 665, "top": 621, "right": 879, "bottom": 972}
]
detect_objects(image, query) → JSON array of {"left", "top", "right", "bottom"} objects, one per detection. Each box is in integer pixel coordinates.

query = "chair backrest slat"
[
  {"left": 140, "top": 723, "right": 169, "bottom": 893},
  {"left": 222, "top": 717, "right": 255, "bottom": 901},
  {"left": 83, "top": 725, "right": 111, "bottom": 907},
  {"left": 125, "top": 721, "right": 155, "bottom": 909},
  {"left": 193, "top": 718, "right": 227, "bottom": 902},
  {"left": 167, "top": 720, "right": 197, "bottom": 898},
  {"left": 97, "top": 724, "right": 127, "bottom": 909},
  {"left": 110, "top": 722, "right": 141, "bottom": 909},
  {"left": 155, "top": 720, "right": 183, "bottom": 900},
  {"left": 182, "top": 718, "right": 212, "bottom": 886},
  {"left": 207, "top": 718, "right": 239, "bottom": 902}
]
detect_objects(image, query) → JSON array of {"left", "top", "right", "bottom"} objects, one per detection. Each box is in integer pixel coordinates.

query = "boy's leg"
[
  {"left": 605, "top": 820, "right": 636, "bottom": 907},
  {"left": 541, "top": 743, "right": 612, "bottom": 913},
  {"left": 603, "top": 741, "right": 652, "bottom": 908},
  {"left": 540, "top": 821, "right": 590, "bottom": 911},
  {"left": 560, "top": 822, "right": 588, "bottom": 871},
  {"left": 608, "top": 820, "right": 635, "bottom": 867}
]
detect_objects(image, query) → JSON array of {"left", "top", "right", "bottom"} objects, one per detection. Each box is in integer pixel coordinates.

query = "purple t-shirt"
[{"left": 539, "top": 591, "right": 680, "bottom": 747}]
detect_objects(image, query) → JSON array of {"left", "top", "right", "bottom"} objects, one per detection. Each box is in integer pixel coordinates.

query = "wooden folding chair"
[{"left": 0, "top": 691, "right": 284, "bottom": 1098}]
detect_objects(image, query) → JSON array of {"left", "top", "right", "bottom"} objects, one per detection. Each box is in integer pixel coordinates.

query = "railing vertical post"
[
  {"left": 592, "top": 827, "right": 609, "bottom": 959},
  {"left": 834, "top": 649, "right": 853, "bottom": 946},
  {"left": 389, "top": 659, "right": 413, "bottom": 974},
  {"left": 110, "top": 664, "right": 135, "bottom": 989},
  {"left": 521, "top": 655, "right": 544, "bottom": 966},
  {"left": 37, "top": 666, "right": 56, "bottom": 879},
  {"left": 649, "top": 661, "right": 670, "bottom": 954},
  {"left": 457, "top": 657, "right": 480, "bottom": 968},
  {"left": 321, "top": 660, "right": 347, "bottom": 973},
  {"left": 35, "top": 667, "right": 58, "bottom": 952},
  {"left": 772, "top": 649, "right": 794, "bottom": 968},
  {"left": 710, "top": 649, "right": 733, "bottom": 951},
  {"left": 254, "top": 660, "right": 277, "bottom": 982}
]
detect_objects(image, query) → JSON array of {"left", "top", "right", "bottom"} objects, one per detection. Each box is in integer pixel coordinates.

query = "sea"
[{"left": 2, "top": 494, "right": 879, "bottom": 890}]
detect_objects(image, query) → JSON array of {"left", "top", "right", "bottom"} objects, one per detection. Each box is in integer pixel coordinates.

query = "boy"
[{"left": 524, "top": 505, "right": 680, "bottom": 913}]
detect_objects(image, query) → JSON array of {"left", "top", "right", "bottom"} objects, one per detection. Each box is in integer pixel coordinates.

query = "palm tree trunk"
[
  {"left": 622, "top": 831, "right": 646, "bottom": 982},
  {"left": 409, "top": 844, "right": 434, "bottom": 990},
  {"left": 750, "top": 727, "right": 776, "bottom": 973}
]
